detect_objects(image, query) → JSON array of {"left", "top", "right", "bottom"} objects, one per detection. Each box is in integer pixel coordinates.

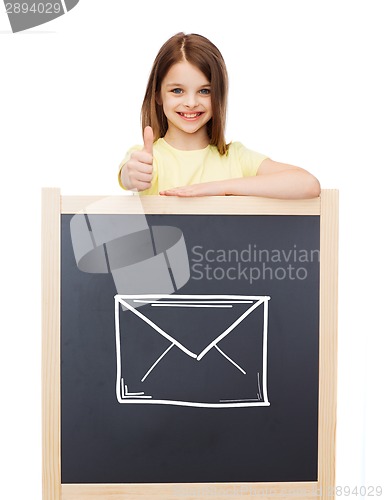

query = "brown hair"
[{"left": 141, "top": 32, "right": 229, "bottom": 155}]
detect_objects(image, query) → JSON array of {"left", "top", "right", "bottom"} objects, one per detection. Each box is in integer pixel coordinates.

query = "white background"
[{"left": 1, "top": 0, "right": 383, "bottom": 497}]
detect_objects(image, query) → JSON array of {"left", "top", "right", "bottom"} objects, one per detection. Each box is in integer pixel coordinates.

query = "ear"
[{"left": 155, "top": 91, "right": 162, "bottom": 106}]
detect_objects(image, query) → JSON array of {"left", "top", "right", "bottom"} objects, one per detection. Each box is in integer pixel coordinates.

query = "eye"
[
  {"left": 171, "top": 88, "right": 183, "bottom": 94},
  {"left": 199, "top": 88, "right": 211, "bottom": 95}
]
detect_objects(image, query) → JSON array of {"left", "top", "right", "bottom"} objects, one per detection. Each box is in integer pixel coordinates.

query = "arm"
[{"left": 160, "top": 158, "right": 321, "bottom": 199}]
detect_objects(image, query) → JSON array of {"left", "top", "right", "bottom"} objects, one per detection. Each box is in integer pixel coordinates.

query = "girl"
[{"left": 118, "top": 33, "right": 320, "bottom": 199}]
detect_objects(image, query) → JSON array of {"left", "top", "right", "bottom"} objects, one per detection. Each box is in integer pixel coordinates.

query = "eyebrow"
[{"left": 165, "top": 83, "right": 211, "bottom": 88}]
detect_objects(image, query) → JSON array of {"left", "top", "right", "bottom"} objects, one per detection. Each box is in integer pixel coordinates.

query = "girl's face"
[{"left": 158, "top": 60, "right": 212, "bottom": 148}]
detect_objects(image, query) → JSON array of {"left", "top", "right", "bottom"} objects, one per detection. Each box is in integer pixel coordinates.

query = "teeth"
[{"left": 179, "top": 113, "right": 201, "bottom": 118}]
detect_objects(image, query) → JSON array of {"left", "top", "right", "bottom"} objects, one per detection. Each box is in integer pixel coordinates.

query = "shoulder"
[
  {"left": 228, "top": 141, "right": 245, "bottom": 151},
  {"left": 228, "top": 141, "right": 265, "bottom": 155},
  {"left": 227, "top": 141, "right": 268, "bottom": 164},
  {"left": 225, "top": 141, "right": 244, "bottom": 156},
  {"left": 226, "top": 142, "right": 269, "bottom": 176},
  {"left": 205, "top": 142, "right": 246, "bottom": 159}
]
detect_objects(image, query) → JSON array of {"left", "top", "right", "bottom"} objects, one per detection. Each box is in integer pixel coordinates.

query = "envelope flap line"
[
  {"left": 196, "top": 298, "right": 266, "bottom": 360},
  {"left": 117, "top": 297, "right": 198, "bottom": 359}
]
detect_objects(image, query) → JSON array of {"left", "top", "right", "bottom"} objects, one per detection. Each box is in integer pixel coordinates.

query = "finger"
[
  {"left": 142, "top": 126, "right": 154, "bottom": 155},
  {"left": 169, "top": 187, "right": 199, "bottom": 197},
  {"left": 159, "top": 189, "right": 184, "bottom": 197},
  {"left": 134, "top": 172, "right": 152, "bottom": 183},
  {"left": 137, "top": 181, "right": 152, "bottom": 191},
  {"left": 130, "top": 151, "right": 153, "bottom": 166},
  {"left": 131, "top": 158, "right": 153, "bottom": 172}
]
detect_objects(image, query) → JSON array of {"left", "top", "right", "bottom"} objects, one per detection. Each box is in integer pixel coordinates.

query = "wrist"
[
  {"left": 221, "top": 177, "right": 258, "bottom": 197},
  {"left": 220, "top": 179, "right": 234, "bottom": 196}
]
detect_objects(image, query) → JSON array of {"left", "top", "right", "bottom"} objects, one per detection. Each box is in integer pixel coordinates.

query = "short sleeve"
[{"left": 233, "top": 142, "right": 269, "bottom": 177}]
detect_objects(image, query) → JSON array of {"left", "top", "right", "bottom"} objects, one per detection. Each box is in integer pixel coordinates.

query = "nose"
[{"left": 184, "top": 92, "right": 198, "bottom": 108}]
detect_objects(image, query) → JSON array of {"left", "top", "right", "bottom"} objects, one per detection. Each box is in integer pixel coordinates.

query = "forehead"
[{"left": 162, "top": 61, "right": 210, "bottom": 86}]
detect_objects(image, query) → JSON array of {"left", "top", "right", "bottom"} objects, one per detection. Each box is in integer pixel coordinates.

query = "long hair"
[{"left": 141, "top": 33, "right": 229, "bottom": 155}]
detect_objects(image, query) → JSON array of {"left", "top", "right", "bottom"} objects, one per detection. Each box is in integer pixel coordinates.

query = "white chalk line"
[
  {"left": 262, "top": 299, "right": 270, "bottom": 404},
  {"left": 214, "top": 345, "right": 246, "bottom": 375},
  {"left": 120, "top": 380, "right": 152, "bottom": 399},
  {"left": 141, "top": 344, "right": 175, "bottom": 382},
  {"left": 118, "top": 399, "right": 271, "bottom": 408},
  {"left": 150, "top": 304, "right": 233, "bottom": 308},
  {"left": 117, "top": 297, "right": 197, "bottom": 359},
  {"left": 219, "top": 398, "right": 260, "bottom": 402},
  {"left": 123, "top": 395, "right": 153, "bottom": 399},
  {"left": 257, "top": 372, "right": 262, "bottom": 400},
  {"left": 197, "top": 299, "right": 265, "bottom": 360},
  {"left": 133, "top": 300, "right": 253, "bottom": 304},
  {"left": 115, "top": 302, "right": 123, "bottom": 401},
  {"left": 119, "top": 294, "right": 270, "bottom": 300},
  {"left": 124, "top": 387, "right": 144, "bottom": 396},
  {"left": 115, "top": 295, "right": 271, "bottom": 408}
]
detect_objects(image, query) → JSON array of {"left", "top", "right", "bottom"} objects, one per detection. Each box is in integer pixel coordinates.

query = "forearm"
[{"left": 221, "top": 169, "right": 321, "bottom": 199}]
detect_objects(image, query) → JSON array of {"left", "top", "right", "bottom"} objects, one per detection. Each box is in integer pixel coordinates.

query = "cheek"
[
  {"left": 206, "top": 100, "right": 213, "bottom": 116},
  {"left": 162, "top": 96, "right": 175, "bottom": 110}
]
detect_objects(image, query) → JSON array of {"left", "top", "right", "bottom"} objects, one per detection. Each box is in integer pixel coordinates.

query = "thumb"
[{"left": 143, "top": 126, "right": 154, "bottom": 154}]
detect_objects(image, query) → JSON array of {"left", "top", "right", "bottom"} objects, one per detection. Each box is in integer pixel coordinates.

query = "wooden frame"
[{"left": 42, "top": 189, "right": 338, "bottom": 500}]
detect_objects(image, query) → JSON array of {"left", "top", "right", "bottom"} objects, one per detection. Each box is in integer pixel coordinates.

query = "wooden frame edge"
[
  {"left": 43, "top": 189, "right": 337, "bottom": 499},
  {"left": 42, "top": 188, "right": 61, "bottom": 500},
  {"left": 318, "top": 189, "right": 339, "bottom": 499},
  {"left": 61, "top": 481, "right": 321, "bottom": 500},
  {"left": 60, "top": 194, "right": 321, "bottom": 215}
]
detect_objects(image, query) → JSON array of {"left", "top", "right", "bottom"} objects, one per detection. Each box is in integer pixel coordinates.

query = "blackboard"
[{"left": 42, "top": 192, "right": 338, "bottom": 500}]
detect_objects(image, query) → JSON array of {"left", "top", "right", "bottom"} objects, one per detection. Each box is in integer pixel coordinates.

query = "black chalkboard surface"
[{"left": 61, "top": 213, "right": 320, "bottom": 484}]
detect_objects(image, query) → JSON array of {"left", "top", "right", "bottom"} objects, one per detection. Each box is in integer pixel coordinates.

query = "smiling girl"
[{"left": 118, "top": 33, "right": 320, "bottom": 199}]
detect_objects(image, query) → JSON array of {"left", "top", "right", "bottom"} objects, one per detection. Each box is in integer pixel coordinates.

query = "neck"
[{"left": 163, "top": 128, "right": 210, "bottom": 151}]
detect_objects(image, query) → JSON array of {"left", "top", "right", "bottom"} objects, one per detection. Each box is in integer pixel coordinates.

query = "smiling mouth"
[{"left": 177, "top": 112, "right": 203, "bottom": 119}]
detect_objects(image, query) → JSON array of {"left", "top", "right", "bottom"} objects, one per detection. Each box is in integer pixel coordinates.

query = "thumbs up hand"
[
  {"left": 142, "top": 125, "right": 154, "bottom": 156},
  {"left": 120, "top": 126, "right": 154, "bottom": 191}
]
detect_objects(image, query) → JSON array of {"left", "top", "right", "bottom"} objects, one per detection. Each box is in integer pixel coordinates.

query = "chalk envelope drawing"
[{"left": 115, "top": 295, "right": 271, "bottom": 408}]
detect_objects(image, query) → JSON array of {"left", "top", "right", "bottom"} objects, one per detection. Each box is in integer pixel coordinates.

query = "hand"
[
  {"left": 160, "top": 180, "right": 227, "bottom": 197},
  {"left": 121, "top": 126, "right": 153, "bottom": 191}
]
